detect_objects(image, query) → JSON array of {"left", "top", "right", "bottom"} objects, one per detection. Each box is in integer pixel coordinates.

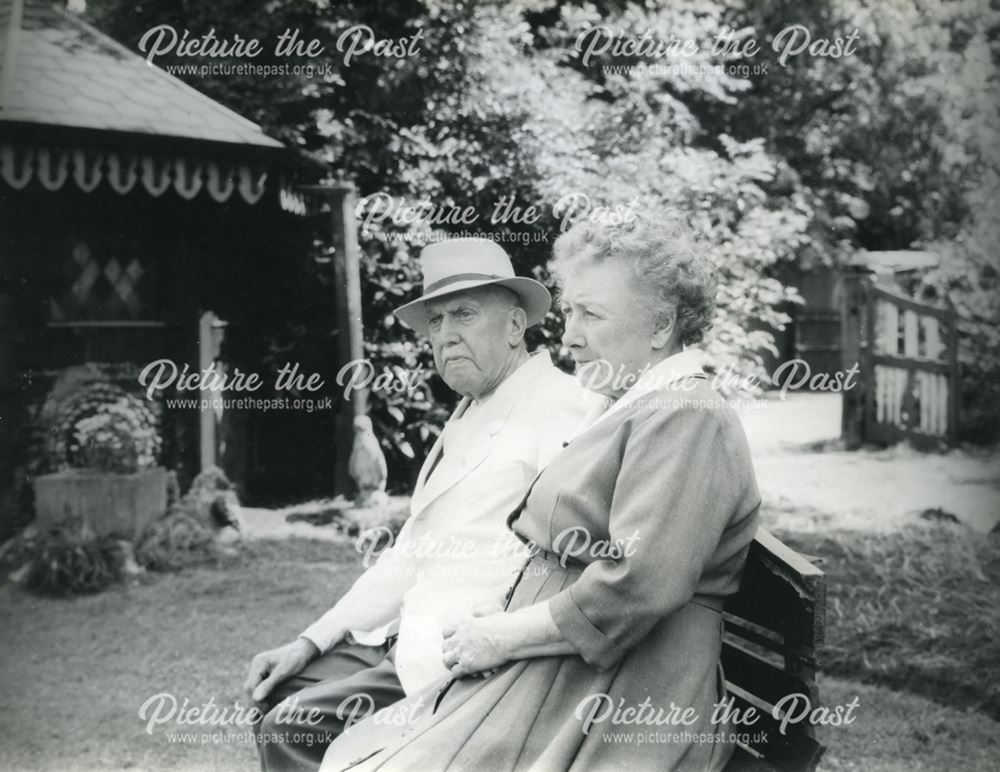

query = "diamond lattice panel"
[{"left": 50, "top": 242, "right": 150, "bottom": 321}]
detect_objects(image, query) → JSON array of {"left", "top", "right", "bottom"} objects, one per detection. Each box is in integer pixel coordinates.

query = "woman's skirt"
[{"left": 320, "top": 549, "right": 733, "bottom": 772}]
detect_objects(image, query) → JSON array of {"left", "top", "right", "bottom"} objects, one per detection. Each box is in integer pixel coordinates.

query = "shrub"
[
  {"left": 915, "top": 239, "right": 1000, "bottom": 444},
  {"left": 358, "top": 234, "right": 452, "bottom": 488},
  {"left": 22, "top": 518, "right": 126, "bottom": 597},
  {"left": 135, "top": 512, "right": 219, "bottom": 572}
]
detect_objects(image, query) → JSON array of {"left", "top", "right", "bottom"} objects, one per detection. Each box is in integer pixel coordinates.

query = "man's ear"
[
  {"left": 650, "top": 308, "right": 677, "bottom": 350},
  {"left": 508, "top": 306, "right": 528, "bottom": 346}
]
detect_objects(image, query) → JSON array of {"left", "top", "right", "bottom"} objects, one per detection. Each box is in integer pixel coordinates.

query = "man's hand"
[
  {"left": 244, "top": 638, "right": 320, "bottom": 706},
  {"left": 441, "top": 613, "right": 510, "bottom": 678}
]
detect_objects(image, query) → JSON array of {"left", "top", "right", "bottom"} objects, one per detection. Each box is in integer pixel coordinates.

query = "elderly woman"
[{"left": 320, "top": 214, "right": 761, "bottom": 772}]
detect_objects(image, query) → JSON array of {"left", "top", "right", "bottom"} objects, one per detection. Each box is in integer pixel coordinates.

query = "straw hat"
[{"left": 394, "top": 238, "right": 551, "bottom": 335}]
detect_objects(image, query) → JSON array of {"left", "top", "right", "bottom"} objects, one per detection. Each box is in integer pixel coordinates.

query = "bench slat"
[
  {"left": 723, "top": 618, "right": 820, "bottom": 671},
  {"left": 721, "top": 640, "right": 819, "bottom": 709},
  {"left": 725, "top": 746, "right": 787, "bottom": 772},
  {"left": 724, "top": 690, "right": 826, "bottom": 772}
]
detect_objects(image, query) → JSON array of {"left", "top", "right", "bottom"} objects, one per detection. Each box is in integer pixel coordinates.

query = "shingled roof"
[{"left": 0, "top": 0, "right": 282, "bottom": 148}]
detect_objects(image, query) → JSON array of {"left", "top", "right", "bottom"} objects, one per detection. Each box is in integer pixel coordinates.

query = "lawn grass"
[
  {"left": 0, "top": 538, "right": 357, "bottom": 772},
  {"left": 774, "top": 520, "right": 1000, "bottom": 720},
  {"left": 1, "top": 527, "right": 997, "bottom": 771},
  {"left": 817, "top": 677, "right": 1000, "bottom": 771}
]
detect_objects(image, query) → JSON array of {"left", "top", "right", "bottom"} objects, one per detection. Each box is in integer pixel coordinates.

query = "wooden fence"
[{"left": 841, "top": 273, "right": 959, "bottom": 448}]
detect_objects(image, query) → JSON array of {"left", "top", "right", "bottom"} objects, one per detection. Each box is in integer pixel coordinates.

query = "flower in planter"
[{"left": 68, "top": 396, "right": 161, "bottom": 474}]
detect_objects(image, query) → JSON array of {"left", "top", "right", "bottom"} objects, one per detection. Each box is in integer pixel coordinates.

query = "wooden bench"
[{"left": 723, "top": 529, "right": 827, "bottom": 772}]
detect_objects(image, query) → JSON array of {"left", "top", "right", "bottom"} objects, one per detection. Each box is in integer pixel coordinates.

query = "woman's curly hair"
[{"left": 549, "top": 213, "right": 718, "bottom": 346}]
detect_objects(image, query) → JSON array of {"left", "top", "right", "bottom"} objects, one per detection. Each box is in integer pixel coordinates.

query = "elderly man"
[{"left": 247, "top": 238, "right": 602, "bottom": 772}]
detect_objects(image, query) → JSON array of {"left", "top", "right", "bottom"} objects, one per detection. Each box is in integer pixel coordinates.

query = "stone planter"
[{"left": 33, "top": 467, "right": 168, "bottom": 540}]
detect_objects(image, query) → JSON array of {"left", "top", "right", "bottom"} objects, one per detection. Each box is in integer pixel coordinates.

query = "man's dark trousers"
[{"left": 257, "top": 638, "right": 404, "bottom": 772}]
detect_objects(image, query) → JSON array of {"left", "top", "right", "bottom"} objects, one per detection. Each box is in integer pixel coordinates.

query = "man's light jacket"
[{"left": 301, "top": 350, "right": 604, "bottom": 694}]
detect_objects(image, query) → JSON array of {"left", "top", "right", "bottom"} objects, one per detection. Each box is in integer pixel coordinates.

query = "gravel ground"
[{"left": 737, "top": 393, "right": 1000, "bottom": 533}]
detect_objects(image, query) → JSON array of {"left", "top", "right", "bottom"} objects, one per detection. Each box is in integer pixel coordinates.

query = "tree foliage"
[{"left": 86, "top": 0, "right": 1000, "bottom": 482}]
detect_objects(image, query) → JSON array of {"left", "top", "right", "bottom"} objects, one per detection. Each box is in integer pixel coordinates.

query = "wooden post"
[
  {"left": 0, "top": 290, "right": 18, "bottom": 538},
  {"left": 301, "top": 182, "right": 366, "bottom": 496},
  {"left": 198, "top": 311, "right": 217, "bottom": 472},
  {"left": 839, "top": 268, "right": 867, "bottom": 448},
  {"left": 947, "top": 310, "right": 960, "bottom": 445},
  {"left": 862, "top": 278, "right": 877, "bottom": 446}
]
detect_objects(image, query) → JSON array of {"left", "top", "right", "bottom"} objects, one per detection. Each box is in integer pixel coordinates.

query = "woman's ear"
[{"left": 650, "top": 308, "right": 676, "bottom": 350}]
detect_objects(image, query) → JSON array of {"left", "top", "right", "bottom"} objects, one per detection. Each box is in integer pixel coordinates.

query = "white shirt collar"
[
  {"left": 476, "top": 349, "right": 552, "bottom": 405},
  {"left": 455, "top": 349, "right": 553, "bottom": 422},
  {"left": 600, "top": 347, "right": 705, "bottom": 422}
]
